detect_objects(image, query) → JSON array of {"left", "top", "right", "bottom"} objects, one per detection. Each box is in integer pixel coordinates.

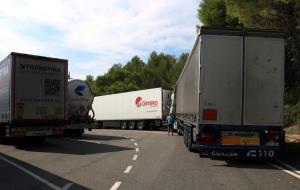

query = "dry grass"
[{"left": 285, "top": 124, "right": 300, "bottom": 135}]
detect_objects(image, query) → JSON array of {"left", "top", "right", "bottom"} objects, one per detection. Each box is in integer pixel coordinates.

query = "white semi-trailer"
[
  {"left": 172, "top": 27, "right": 285, "bottom": 159},
  {"left": 93, "top": 88, "right": 172, "bottom": 130},
  {"left": 0, "top": 52, "right": 67, "bottom": 139}
]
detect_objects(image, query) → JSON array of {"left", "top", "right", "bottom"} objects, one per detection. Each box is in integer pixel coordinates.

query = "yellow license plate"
[{"left": 221, "top": 131, "right": 260, "bottom": 146}]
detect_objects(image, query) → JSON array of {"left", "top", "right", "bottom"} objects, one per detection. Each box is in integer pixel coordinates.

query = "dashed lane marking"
[
  {"left": 130, "top": 139, "right": 135, "bottom": 142},
  {"left": 135, "top": 148, "right": 139, "bottom": 152},
  {"left": 110, "top": 181, "right": 122, "bottom": 190},
  {"left": 134, "top": 143, "right": 138, "bottom": 146},
  {"left": 0, "top": 156, "right": 73, "bottom": 190},
  {"left": 133, "top": 154, "right": 138, "bottom": 161},
  {"left": 124, "top": 165, "right": 132, "bottom": 173}
]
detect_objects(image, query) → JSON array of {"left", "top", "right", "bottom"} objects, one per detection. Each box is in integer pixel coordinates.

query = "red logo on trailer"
[
  {"left": 135, "top": 97, "right": 142, "bottom": 107},
  {"left": 135, "top": 97, "right": 158, "bottom": 108}
]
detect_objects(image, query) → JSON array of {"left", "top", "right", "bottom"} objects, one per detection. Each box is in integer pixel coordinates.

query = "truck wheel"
[
  {"left": 177, "top": 129, "right": 182, "bottom": 136},
  {"left": 187, "top": 128, "right": 196, "bottom": 152},
  {"left": 29, "top": 137, "right": 46, "bottom": 144},
  {"left": 120, "top": 121, "right": 128, "bottom": 130},
  {"left": 75, "top": 129, "right": 84, "bottom": 137},
  {"left": 177, "top": 123, "right": 182, "bottom": 136},
  {"left": 187, "top": 129, "right": 192, "bottom": 152},
  {"left": 137, "top": 121, "right": 145, "bottom": 130},
  {"left": 129, "top": 121, "right": 136, "bottom": 130},
  {"left": 183, "top": 128, "right": 188, "bottom": 146}
]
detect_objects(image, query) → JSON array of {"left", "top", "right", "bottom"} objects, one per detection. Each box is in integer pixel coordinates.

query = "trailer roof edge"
[
  {"left": 199, "top": 26, "right": 285, "bottom": 38},
  {"left": 10, "top": 52, "right": 68, "bottom": 62}
]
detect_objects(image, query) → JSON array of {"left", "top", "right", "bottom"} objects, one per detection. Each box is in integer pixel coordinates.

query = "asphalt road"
[{"left": 1, "top": 129, "right": 300, "bottom": 190}]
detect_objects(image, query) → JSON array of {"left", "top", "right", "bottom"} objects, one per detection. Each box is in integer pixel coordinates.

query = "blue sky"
[{"left": 0, "top": 0, "right": 200, "bottom": 79}]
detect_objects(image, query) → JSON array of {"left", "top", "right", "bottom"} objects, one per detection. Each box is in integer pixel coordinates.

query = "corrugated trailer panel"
[
  {"left": 93, "top": 88, "right": 163, "bottom": 120},
  {"left": 199, "top": 35, "right": 243, "bottom": 125},
  {"left": 0, "top": 56, "right": 12, "bottom": 123},
  {"left": 243, "top": 37, "right": 284, "bottom": 126},
  {"left": 176, "top": 37, "right": 200, "bottom": 124}
]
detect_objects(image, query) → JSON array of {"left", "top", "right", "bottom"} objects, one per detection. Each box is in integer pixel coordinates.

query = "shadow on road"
[
  {"left": 0, "top": 153, "right": 90, "bottom": 190},
  {"left": 277, "top": 141, "right": 300, "bottom": 170},
  {"left": 212, "top": 159, "right": 275, "bottom": 170},
  {"left": 1, "top": 138, "right": 133, "bottom": 155},
  {"left": 81, "top": 134, "right": 128, "bottom": 141}
]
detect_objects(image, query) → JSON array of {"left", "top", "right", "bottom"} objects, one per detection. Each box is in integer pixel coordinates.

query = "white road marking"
[
  {"left": 135, "top": 148, "right": 139, "bottom": 152},
  {"left": 124, "top": 165, "right": 132, "bottom": 173},
  {"left": 0, "top": 156, "right": 73, "bottom": 190},
  {"left": 268, "top": 162, "right": 300, "bottom": 180},
  {"left": 131, "top": 139, "right": 135, "bottom": 142},
  {"left": 276, "top": 159, "right": 300, "bottom": 175},
  {"left": 110, "top": 181, "right": 122, "bottom": 190},
  {"left": 132, "top": 154, "right": 138, "bottom": 161},
  {"left": 134, "top": 143, "right": 138, "bottom": 146},
  {"left": 62, "top": 183, "right": 73, "bottom": 190}
]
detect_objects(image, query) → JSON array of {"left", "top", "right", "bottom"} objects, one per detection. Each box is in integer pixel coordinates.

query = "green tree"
[
  {"left": 197, "top": 0, "right": 240, "bottom": 32},
  {"left": 86, "top": 51, "right": 188, "bottom": 96}
]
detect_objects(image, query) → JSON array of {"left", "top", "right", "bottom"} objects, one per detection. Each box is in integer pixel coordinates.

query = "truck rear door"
[
  {"left": 199, "top": 35, "right": 243, "bottom": 125},
  {"left": 243, "top": 36, "right": 284, "bottom": 126}
]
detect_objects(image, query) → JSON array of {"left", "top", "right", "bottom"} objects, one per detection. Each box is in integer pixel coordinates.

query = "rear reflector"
[
  {"left": 203, "top": 109, "right": 217, "bottom": 121},
  {"left": 198, "top": 130, "right": 216, "bottom": 145},
  {"left": 265, "top": 131, "right": 280, "bottom": 146}
]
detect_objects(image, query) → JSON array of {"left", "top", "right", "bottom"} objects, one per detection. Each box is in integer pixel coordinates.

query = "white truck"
[
  {"left": 0, "top": 52, "right": 67, "bottom": 139},
  {"left": 172, "top": 27, "right": 285, "bottom": 159},
  {"left": 93, "top": 88, "right": 172, "bottom": 130}
]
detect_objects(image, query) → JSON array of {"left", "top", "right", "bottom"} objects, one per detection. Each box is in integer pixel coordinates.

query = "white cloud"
[{"left": 0, "top": 0, "right": 200, "bottom": 79}]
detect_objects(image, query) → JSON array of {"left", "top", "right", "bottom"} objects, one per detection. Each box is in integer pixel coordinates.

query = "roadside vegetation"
[
  {"left": 85, "top": 52, "right": 188, "bottom": 95},
  {"left": 86, "top": 0, "right": 300, "bottom": 126}
]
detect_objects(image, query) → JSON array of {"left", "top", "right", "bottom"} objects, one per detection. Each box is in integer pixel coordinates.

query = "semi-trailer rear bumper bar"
[{"left": 199, "top": 145, "right": 281, "bottom": 159}]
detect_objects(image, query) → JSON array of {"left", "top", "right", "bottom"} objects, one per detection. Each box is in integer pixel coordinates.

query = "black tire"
[
  {"left": 177, "top": 129, "right": 183, "bottom": 136},
  {"left": 29, "top": 136, "right": 46, "bottom": 144},
  {"left": 137, "top": 121, "right": 145, "bottom": 130},
  {"left": 120, "top": 121, "right": 128, "bottom": 130},
  {"left": 183, "top": 128, "right": 188, "bottom": 146},
  {"left": 129, "top": 121, "right": 136, "bottom": 130},
  {"left": 75, "top": 129, "right": 84, "bottom": 137},
  {"left": 187, "top": 129, "right": 193, "bottom": 152},
  {"left": 177, "top": 124, "right": 183, "bottom": 136}
]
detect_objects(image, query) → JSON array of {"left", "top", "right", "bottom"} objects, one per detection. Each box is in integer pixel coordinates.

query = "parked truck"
[
  {"left": 0, "top": 52, "right": 67, "bottom": 140},
  {"left": 93, "top": 88, "right": 172, "bottom": 130},
  {"left": 65, "top": 78, "right": 95, "bottom": 136},
  {"left": 172, "top": 27, "right": 285, "bottom": 159}
]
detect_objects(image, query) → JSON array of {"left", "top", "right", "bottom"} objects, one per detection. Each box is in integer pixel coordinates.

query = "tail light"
[
  {"left": 53, "top": 127, "right": 64, "bottom": 136},
  {"left": 198, "top": 130, "right": 216, "bottom": 145},
  {"left": 11, "top": 128, "right": 25, "bottom": 137},
  {"left": 265, "top": 131, "right": 280, "bottom": 146},
  {"left": 203, "top": 109, "right": 217, "bottom": 121}
]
